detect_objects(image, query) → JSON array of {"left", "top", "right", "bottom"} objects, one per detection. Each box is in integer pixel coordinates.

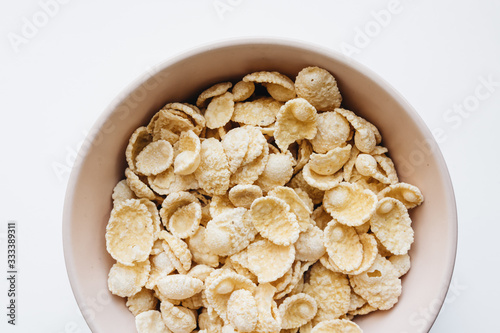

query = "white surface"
[{"left": 0, "top": 0, "right": 498, "bottom": 332}]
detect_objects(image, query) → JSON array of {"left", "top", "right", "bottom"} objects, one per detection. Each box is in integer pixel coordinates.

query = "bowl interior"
[{"left": 63, "top": 40, "right": 457, "bottom": 333}]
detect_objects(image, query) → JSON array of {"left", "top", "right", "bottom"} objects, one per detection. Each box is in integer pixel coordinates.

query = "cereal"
[
  {"left": 323, "top": 182, "right": 377, "bottom": 227},
  {"left": 108, "top": 260, "right": 151, "bottom": 298},
  {"left": 227, "top": 289, "right": 258, "bottom": 332},
  {"left": 232, "top": 97, "right": 282, "bottom": 126},
  {"left": 156, "top": 274, "right": 203, "bottom": 300},
  {"left": 278, "top": 293, "right": 317, "bottom": 329},
  {"left": 370, "top": 198, "right": 414, "bottom": 255},
  {"left": 135, "top": 310, "right": 170, "bottom": 333},
  {"left": 310, "top": 319, "right": 362, "bottom": 333},
  {"left": 324, "top": 221, "right": 363, "bottom": 272},
  {"left": 106, "top": 199, "right": 154, "bottom": 266},
  {"left": 378, "top": 182, "right": 424, "bottom": 209},
  {"left": 310, "top": 112, "right": 351, "bottom": 154},
  {"left": 232, "top": 80, "right": 255, "bottom": 102},
  {"left": 247, "top": 239, "right": 295, "bottom": 283},
  {"left": 250, "top": 196, "right": 299, "bottom": 246},
  {"left": 295, "top": 66, "right": 342, "bottom": 111},
  {"left": 205, "top": 92, "right": 235, "bottom": 129},
  {"left": 275, "top": 98, "right": 317, "bottom": 151},
  {"left": 105, "top": 66, "right": 423, "bottom": 332},
  {"left": 197, "top": 81, "right": 233, "bottom": 107},
  {"left": 228, "top": 184, "right": 263, "bottom": 209},
  {"left": 174, "top": 130, "right": 201, "bottom": 175},
  {"left": 194, "top": 138, "right": 231, "bottom": 195}
]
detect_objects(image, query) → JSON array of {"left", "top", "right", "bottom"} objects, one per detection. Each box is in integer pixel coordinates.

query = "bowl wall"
[{"left": 63, "top": 39, "right": 457, "bottom": 333}]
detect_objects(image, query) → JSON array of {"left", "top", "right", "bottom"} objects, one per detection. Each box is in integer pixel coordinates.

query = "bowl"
[{"left": 63, "top": 38, "right": 457, "bottom": 333}]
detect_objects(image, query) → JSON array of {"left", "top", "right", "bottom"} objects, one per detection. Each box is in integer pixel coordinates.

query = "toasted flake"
[
  {"left": 388, "top": 254, "right": 411, "bottom": 277},
  {"left": 210, "top": 194, "right": 236, "bottom": 217},
  {"left": 135, "top": 140, "right": 174, "bottom": 176},
  {"left": 232, "top": 81, "right": 255, "bottom": 102},
  {"left": 243, "top": 71, "right": 296, "bottom": 102},
  {"left": 293, "top": 187, "right": 314, "bottom": 212},
  {"left": 197, "top": 82, "right": 233, "bottom": 107},
  {"left": 150, "top": 109, "right": 196, "bottom": 144},
  {"left": 310, "top": 112, "right": 350, "bottom": 154},
  {"left": 256, "top": 151, "right": 295, "bottom": 192},
  {"left": 294, "top": 140, "right": 313, "bottom": 174},
  {"left": 228, "top": 184, "right": 263, "bottom": 209},
  {"left": 159, "top": 231, "right": 192, "bottom": 274},
  {"left": 112, "top": 179, "right": 136, "bottom": 204},
  {"left": 247, "top": 239, "right": 295, "bottom": 283},
  {"left": 347, "top": 289, "right": 366, "bottom": 312},
  {"left": 205, "top": 270, "right": 256, "bottom": 322},
  {"left": 373, "top": 154, "right": 398, "bottom": 184},
  {"left": 174, "top": 130, "right": 201, "bottom": 175},
  {"left": 146, "top": 250, "right": 175, "bottom": 289},
  {"left": 309, "top": 145, "right": 351, "bottom": 176},
  {"left": 310, "top": 206, "right": 331, "bottom": 231},
  {"left": 125, "top": 168, "right": 156, "bottom": 200},
  {"left": 311, "top": 319, "right": 362, "bottom": 333},
  {"left": 268, "top": 186, "right": 311, "bottom": 232},
  {"left": 250, "top": 196, "right": 299, "bottom": 246},
  {"left": 156, "top": 274, "right": 203, "bottom": 300},
  {"left": 342, "top": 146, "right": 360, "bottom": 182},
  {"left": 187, "top": 226, "right": 219, "bottom": 267},
  {"left": 160, "top": 191, "right": 201, "bottom": 239},
  {"left": 294, "top": 226, "right": 325, "bottom": 262},
  {"left": 270, "top": 265, "right": 294, "bottom": 294},
  {"left": 275, "top": 261, "right": 307, "bottom": 300},
  {"left": 253, "top": 283, "right": 282, "bottom": 332},
  {"left": 108, "top": 260, "right": 150, "bottom": 297},
  {"left": 232, "top": 97, "right": 282, "bottom": 126},
  {"left": 127, "top": 288, "right": 158, "bottom": 316},
  {"left": 303, "top": 263, "right": 350, "bottom": 322},
  {"left": 149, "top": 168, "right": 199, "bottom": 195},
  {"left": 187, "top": 264, "right": 216, "bottom": 282},
  {"left": 336, "top": 108, "right": 377, "bottom": 154},
  {"left": 205, "top": 92, "right": 235, "bottom": 129},
  {"left": 227, "top": 289, "right": 258, "bottom": 332},
  {"left": 349, "top": 254, "right": 401, "bottom": 310},
  {"left": 194, "top": 138, "right": 231, "bottom": 195},
  {"left": 279, "top": 293, "right": 317, "bottom": 329},
  {"left": 355, "top": 153, "right": 390, "bottom": 184},
  {"left": 126, "top": 126, "right": 152, "bottom": 173},
  {"left": 206, "top": 208, "right": 257, "bottom": 256},
  {"left": 231, "top": 142, "right": 269, "bottom": 186},
  {"left": 370, "top": 198, "right": 413, "bottom": 255},
  {"left": 222, "top": 127, "right": 251, "bottom": 174},
  {"left": 295, "top": 66, "right": 342, "bottom": 111},
  {"left": 323, "top": 182, "right": 377, "bottom": 227},
  {"left": 377, "top": 182, "right": 424, "bottom": 209},
  {"left": 266, "top": 82, "right": 297, "bottom": 102},
  {"left": 241, "top": 126, "right": 267, "bottom": 165},
  {"left": 135, "top": 310, "right": 170, "bottom": 333},
  {"left": 324, "top": 221, "right": 363, "bottom": 272},
  {"left": 347, "top": 233, "right": 378, "bottom": 275},
  {"left": 302, "top": 164, "right": 344, "bottom": 191},
  {"left": 106, "top": 199, "right": 154, "bottom": 265},
  {"left": 288, "top": 171, "right": 324, "bottom": 205},
  {"left": 275, "top": 98, "right": 318, "bottom": 151},
  {"left": 160, "top": 301, "right": 197, "bottom": 333}
]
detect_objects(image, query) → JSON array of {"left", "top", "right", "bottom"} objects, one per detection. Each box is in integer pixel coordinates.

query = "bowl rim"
[{"left": 62, "top": 37, "right": 457, "bottom": 332}]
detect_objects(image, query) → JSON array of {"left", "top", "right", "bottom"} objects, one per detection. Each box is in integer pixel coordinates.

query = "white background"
[{"left": 0, "top": 0, "right": 499, "bottom": 332}]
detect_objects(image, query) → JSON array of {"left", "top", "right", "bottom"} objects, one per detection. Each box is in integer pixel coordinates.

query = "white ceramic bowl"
[{"left": 63, "top": 39, "right": 457, "bottom": 333}]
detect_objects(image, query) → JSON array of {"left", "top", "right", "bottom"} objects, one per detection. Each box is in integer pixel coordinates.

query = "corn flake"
[
  {"left": 295, "top": 66, "right": 342, "bottom": 111},
  {"left": 194, "top": 138, "right": 231, "bottom": 195},
  {"left": 323, "top": 221, "right": 363, "bottom": 272},
  {"left": 275, "top": 98, "right": 317, "bottom": 151},
  {"left": 247, "top": 239, "right": 295, "bottom": 283},
  {"left": 108, "top": 260, "right": 150, "bottom": 298},
  {"left": 232, "top": 97, "right": 282, "bottom": 126}
]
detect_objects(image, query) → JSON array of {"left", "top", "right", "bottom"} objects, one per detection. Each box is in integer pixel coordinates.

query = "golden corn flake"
[
  {"left": 349, "top": 254, "right": 401, "bottom": 310},
  {"left": 275, "top": 98, "right": 317, "bottom": 151},
  {"left": 210, "top": 194, "right": 235, "bottom": 218},
  {"left": 108, "top": 260, "right": 150, "bottom": 298},
  {"left": 288, "top": 170, "right": 324, "bottom": 205},
  {"left": 279, "top": 293, "right": 317, "bottom": 329},
  {"left": 370, "top": 198, "right": 413, "bottom": 255},
  {"left": 355, "top": 153, "right": 391, "bottom": 184},
  {"left": 247, "top": 239, "right": 295, "bottom": 283},
  {"left": 146, "top": 250, "right": 175, "bottom": 289},
  {"left": 253, "top": 283, "right": 282, "bottom": 332},
  {"left": 135, "top": 140, "right": 174, "bottom": 176},
  {"left": 373, "top": 154, "right": 398, "bottom": 184},
  {"left": 150, "top": 109, "right": 196, "bottom": 144},
  {"left": 388, "top": 254, "right": 411, "bottom": 277},
  {"left": 268, "top": 186, "right": 311, "bottom": 232},
  {"left": 295, "top": 66, "right": 342, "bottom": 112},
  {"left": 228, "top": 184, "right": 263, "bottom": 209},
  {"left": 231, "top": 142, "right": 269, "bottom": 186},
  {"left": 138, "top": 198, "right": 161, "bottom": 239},
  {"left": 294, "top": 139, "right": 313, "bottom": 175},
  {"left": 156, "top": 274, "right": 203, "bottom": 300},
  {"left": 323, "top": 182, "right": 377, "bottom": 227},
  {"left": 294, "top": 225, "right": 325, "bottom": 262},
  {"left": 174, "top": 130, "right": 201, "bottom": 175},
  {"left": 378, "top": 182, "right": 424, "bottom": 209},
  {"left": 126, "top": 126, "right": 152, "bottom": 173},
  {"left": 205, "top": 92, "right": 235, "bottom": 129},
  {"left": 241, "top": 125, "right": 267, "bottom": 166},
  {"left": 159, "top": 230, "right": 192, "bottom": 274},
  {"left": 310, "top": 319, "right": 362, "bottom": 333},
  {"left": 232, "top": 97, "right": 282, "bottom": 126},
  {"left": 302, "top": 164, "right": 344, "bottom": 191},
  {"left": 160, "top": 301, "right": 198, "bottom": 333},
  {"left": 112, "top": 179, "right": 136, "bottom": 204},
  {"left": 221, "top": 127, "right": 251, "bottom": 174},
  {"left": 127, "top": 287, "right": 158, "bottom": 316},
  {"left": 275, "top": 261, "right": 305, "bottom": 300},
  {"left": 250, "top": 196, "right": 299, "bottom": 246},
  {"left": 232, "top": 80, "right": 255, "bottom": 102},
  {"left": 187, "top": 264, "right": 216, "bottom": 282},
  {"left": 187, "top": 226, "right": 219, "bottom": 267},
  {"left": 310, "top": 111, "right": 350, "bottom": 154},
  {"left": 336, "top": 108, "right": 377, "bottom": 154},
  {"left": 106, "top": 199, "right": 154, "bottom": 265},
  {"left": 227, "top": 289, "right": 258, "bottom": 332},
  {"left": 243, "top": 71, "right": 296, "bottom": 102},
  {"left": 256, "top": 152, "right": 296, "bottom": 193},
  {"left": 324, "top": 221, "right": 363, "bottom": 272},
  {"left": 347, "top": 233, "right": 378, "bottom": 276},
  {"left": 197, "top": 81, "right": 233, "bottom": 108},
  {"left": 194, "top": 138, "right": 231, "bottom": 195},
  {"left": 135, "top": 310, "right": 170, "bottom": 333},
  {"left": 125, "top": 168, "right": 157, "bottom": 201},
  {"left": 309, "top": 145, "right": 351, "bottom": 176},
  {"left": 160, "top": 191, "right": 201, "bottom": 239}
]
